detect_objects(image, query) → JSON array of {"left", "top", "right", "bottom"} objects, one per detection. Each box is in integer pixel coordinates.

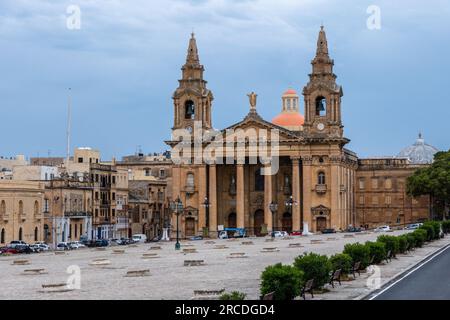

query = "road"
[{"left": 372, "top": 245, "right": 450, "bottom": 300}]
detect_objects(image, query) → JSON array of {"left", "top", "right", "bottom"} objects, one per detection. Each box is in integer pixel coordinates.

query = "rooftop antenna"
[{"left": 66, "top": 88, "right": 72, "bottom": 165}]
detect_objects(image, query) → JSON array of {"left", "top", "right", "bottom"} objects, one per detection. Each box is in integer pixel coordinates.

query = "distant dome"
[
  {"left": 283, "top": 89, "right": 297, "bottom": 95},
  {"left": 272, "top": 113, "right": 305, "bottom": 127},
  {"left": 397, "top": 133, "right": 439, "bottom": 164}
]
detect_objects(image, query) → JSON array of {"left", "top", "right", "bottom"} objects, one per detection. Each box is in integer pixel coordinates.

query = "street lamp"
[
  {"left": 269, "top": 201, "right": 278, "bottom": 237},
  {"left": 202, "top": 197, "right": 210, "bottom": 237},
  {"left": 170, "top": 196, "right": 184, "bottom": 250},
  {"left": 285, "top": 196, "right": 297, "bottom": 213}
]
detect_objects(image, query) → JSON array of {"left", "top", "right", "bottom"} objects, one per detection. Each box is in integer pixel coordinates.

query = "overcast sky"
[{"left": 0, "top": 0, "right": 449, "bottom": 160}]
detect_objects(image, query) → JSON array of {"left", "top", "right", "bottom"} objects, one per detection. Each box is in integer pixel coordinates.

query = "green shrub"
[
  {"left": 406, "top": 233, "right": 417, "bottom": 249},
  {"left": 419, "top": 223, "right": 435, "bottom": 241},
  {"left": 377, "top": 235, "right": 400, "bottom": 256},
  {"left": 425, "top": 221, "right": 441, "bottom": 240},
  {"left": 220, "top": 291, "right": 247, "bottom": 300},
  {"left": 398, "top": 235, "right": 409, "bottom": 253},
  {"left": 412, "top": 229, "right": 427, "bottom": 247},
  {"left": 260, "top": 263, "right": 304, "bottom": 300},
  {"left": 343, "top": 243, "right": 371, "bottom": 268},
  {"left": 329, "top": 253, "right": 353, "bottom": 275},
  {"left": 365, "top": 241, "right": 386, "bottom": 264},
  {"left": 442, "top": 221, "right": 450, "bottom": 234},
  {"left": 293, "top": 253, "right": 331, "bottom": 289}
]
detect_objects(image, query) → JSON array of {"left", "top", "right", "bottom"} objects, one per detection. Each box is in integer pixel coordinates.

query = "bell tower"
[
  {"left": 172, "top": 33, "right": 214, "bottom": 132},
  {"left": 303, "top": 26, "right": 344, "bottom": 138}
]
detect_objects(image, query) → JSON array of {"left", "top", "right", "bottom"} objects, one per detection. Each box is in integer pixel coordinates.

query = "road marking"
[{"left": 368, "top": 244, "right": 450, "bottom": 300}]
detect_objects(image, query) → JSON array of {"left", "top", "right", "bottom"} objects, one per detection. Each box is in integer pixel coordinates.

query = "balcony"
[
  {"left": 184, "top": 185, "right": 195, "bottom": 195},
  {"left": 64, "top": 211, "right": 92, "bottom": 218},
  {"left": 315, "top": 184, "right": 327, "bottom": 194},
  {"left": 2, "top": 214, "right": 9, "bottom": 222}
]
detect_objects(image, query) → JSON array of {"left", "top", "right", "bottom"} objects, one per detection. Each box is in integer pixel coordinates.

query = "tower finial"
[{"left": 186, "top": 32, "right": 200, "bottom": 64}]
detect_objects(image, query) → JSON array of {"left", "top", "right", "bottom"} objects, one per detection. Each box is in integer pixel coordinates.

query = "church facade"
[{"left": 166, "top": 28, "right": 431, "bottom": 238}]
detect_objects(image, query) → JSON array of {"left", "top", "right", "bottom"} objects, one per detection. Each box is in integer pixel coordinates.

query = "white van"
[{"left": 132, "top": 234, "right": 147, "bottom": 243}]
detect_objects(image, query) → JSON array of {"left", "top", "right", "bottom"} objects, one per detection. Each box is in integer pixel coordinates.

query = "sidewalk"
[{"left": 308, "top": 236, "right": 450, "bottom": 300}]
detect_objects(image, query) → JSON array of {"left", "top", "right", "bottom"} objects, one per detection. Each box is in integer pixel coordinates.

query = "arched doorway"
[
  {"left": 254, "top": 210, "right": 264, "bottom": 236},
  {"left": 19, "top": 227, "right": 23, "bottom": 241},
  {"left": 34, "top": 227, "right": 39, "bottom": 242},
  {"left": 228, "top": 212, "right": 237, "bottom": 228},
  {"left": 44, "top": 224, "right": 49, "bottom": 242},
  {"left": 316, "top": 217, "right": 327, "bottom": 232},
  {"left": 1, "top": 228, "right": 5, "bottom": 244},
  {"left": 282, "top": 212, "right": 292, "bottom": 233},
  {"left": 185, "top": 217, "right": 195, "bottom": 237}
]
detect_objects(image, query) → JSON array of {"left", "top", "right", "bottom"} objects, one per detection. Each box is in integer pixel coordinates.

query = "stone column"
[
  {"left": 236, "top": 164, "right": 245, "bottom": 228},
  {"left": 301, "top": 156, "right": 312, "bottom": 231},
  {"left": 330, "top": 157, "right": 340, "bottom": 230},
  {"left": 291, "top": 157, "right": 301, "bottom": 231},
  {"left": 209, "top": 164, "right": 218, "bottom": 237},
  {"left": 264, "top": 166, "right": 273, "bottom": 233},
  {"left": 198, "top": 165, "right": 207, "bottom": 234}
]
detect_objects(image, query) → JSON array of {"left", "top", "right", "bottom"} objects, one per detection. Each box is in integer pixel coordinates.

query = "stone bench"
[
  {"left": 22, "top": 268, "right": 47, "bottom": 275},
  {"left": 183, "top": 244, "right": 195, "bottom": 247},
  {"left": 112, "top": 249, "right": 125, "bottom": 254},
  {"left": 183, "top": 248, "right": 198, "bottom": 254},
  {"left": 95, "top": 247, "right": 107, "bottom": 251},
  {"left": 184, "top": 260, "right": 205, "bottom": 267},
  {"left": 54, "top": 251, "right": 66, "bottom": 255},
  {"left": 241, "top": 241, "right": 254, "bottom": 245},
  {"left": 89, "top": 259, "right": 111, "bottom": 266},
  {"left": 192, "top": 289, "right": 225, "bottom": 300},
  {"left": 142, "top": 253, "right": 159, "bottom": 259},
  {"left": 261, "top": 247, "right": 279, "bottom": 253},
  {"left": 12, "top": 259, "right": 30, "bottom": 265},
  {"left": 149, "top": 246, "right": 162, "bottom": 250},
  {"left": 214, "top": 245, "right": 228, "bottom": 249},
  {"left": 327, "top": 237, "right": 337, "bottom": 241},
  {"left": 125, "top": 269, "right": 150, "bottom": 277},
  {"left": 344, "top": 234, "right": 355, "bottom": 238},
  {"left": 282, "top": 236, "right": 294, "bottom": 240},
  {"left": 39, "top": 283, "right": 74, "bottom": 293},
  {"left": 228, "top": 252, "right": 248, "bottom": 258},
  {"left": 310, "top": 239, "right": 324, "bottom": 244},
  {"left": 205, "top": 241, "right": 215, "bottom": 245},
  {"left": 288, "top": 243, "right": 303, "bottom": 248},
  {"left": 265, "top": 238, "right": 275, "bottom": 242}
]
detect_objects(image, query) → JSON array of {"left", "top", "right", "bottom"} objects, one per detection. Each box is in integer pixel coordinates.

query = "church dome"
[
  {"left": 283, "top": 88, "right": 298, "bottom": 95},
  {"left": 272, "top": 112, "right": 305, "bottom": 127},
  {"left": 397, "top": 133, "right": 439, "bottom": 164}
]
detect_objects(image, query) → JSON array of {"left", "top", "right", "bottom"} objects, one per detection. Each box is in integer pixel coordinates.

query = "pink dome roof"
[
  {"left": 272, "top": 112, "right": 305, "bottom": 127},
  {"left": 283, "top": 89, "right": 298, "bottom": 95}
]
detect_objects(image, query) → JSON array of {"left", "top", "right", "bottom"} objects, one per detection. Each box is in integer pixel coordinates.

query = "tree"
[{"left": 407, "top": 150, "right": 450, "bottom": 220}]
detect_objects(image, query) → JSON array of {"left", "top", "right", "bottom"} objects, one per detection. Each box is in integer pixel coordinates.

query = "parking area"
[{"left": 0, "top": 230, "right": 410, "bottom": 300}]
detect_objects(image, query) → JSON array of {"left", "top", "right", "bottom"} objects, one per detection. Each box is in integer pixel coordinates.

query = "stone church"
[{"left": 166, "top": 27, "right": 433, "bottom": 238}]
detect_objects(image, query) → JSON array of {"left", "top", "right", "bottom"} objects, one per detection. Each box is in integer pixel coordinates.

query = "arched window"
[
  {"left": 1, "top": 228, "right": 5, "bottom": 244},
  {"left": 18, "top": 200, "right": 24, "bottom": 216},
  {"left": 318, "top": 172, "right": 326, "bottom": 185},
  {"left": 184, "top": 100, "right": 195, "bottom": 119},
  {"left": 34, "top": 227, "right": 38, "bottom": 241},
  {"left": 254, "top": 169, "right": 265, "bottom": 191},
  {"left": 315, "top": 96, "right": 327, "bottom": 116},
  {"left": 0, "top": 200, "right": 5, "bottom": 216},
  {"left": 19, "top": 227, "right": 23, "bottom": 241},
  {"left": 186, "top": 173, "right": 195, "bottom": 188},
  {"left": 34, "top": 201, "right": 39, "bottom": 216}
]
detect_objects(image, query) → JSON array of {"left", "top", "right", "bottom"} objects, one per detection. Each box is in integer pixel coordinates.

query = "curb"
[{"left": 359, "top": 238, "right": 450, "bottom": 300}]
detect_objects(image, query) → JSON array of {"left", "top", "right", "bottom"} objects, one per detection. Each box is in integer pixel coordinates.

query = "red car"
[
  {"left": 0, "top": 247, "right": 18, "bottom": 255},
  {"left": 290, "top": 231, "right": 302, "bottom": 236}
]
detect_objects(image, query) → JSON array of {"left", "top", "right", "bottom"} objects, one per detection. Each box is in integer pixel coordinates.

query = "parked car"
[
  {"left": 374, "top": 225, "right": 391, "bottom": 232},
  {"left": 218, "top": 228, "right": 247, "bottom": 239},
  {"left": 405, "top": 223, "right": 422, "bottom": 230},
  {"left": 290, "top": 230, "right": 302, "bottom": 236},
  {"left": 190, "top": 236, "right": 203, "bottom": 241},
  {"left": 132, "top": 234, "right": 147, "bottom": 243},
  {"left": 37, "top": 243, "right": 50, "bottom": 251},
  {"left": 56, "top": 242, "right": 70, "bottom": 251},
  {"left": 346, "top": 226, "right": 363, "bottom": 233},
  {"left": 94, "top": 239, "right": 109, "bottom": 247},
  {"left": 321, "top": 228, "right": 336, "bottom": 234},
  {"left": 15, "top": 244, "right": 33, "bottom": 254},
  {"left": 0, "top": 247, "right": 18, "bottom": 255},
  {"left": 29, "top": 244, "right": 42, "bottom": 253},
  {"left": 9, "top": 240, "right": 27, "bottom": 249},
  {"left": 68, "top": 241, "right": 86, "bottom": 250}
]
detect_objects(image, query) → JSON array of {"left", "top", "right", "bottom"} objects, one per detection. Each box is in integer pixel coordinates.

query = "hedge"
[
  {"left": 294, "top": 253, "right": 332, "bottom": 289},
  {"left": 343, "top": 243, "right": 371, "bottom": 268},
  {"left": 377, "top": 235, "right": 400, "bottom": 256},
  {"left": 329, "top": 253, "right": 353, "bottom": 275},
  {"left": 260, "top": 263, "right": 304, "bottom": 300},
  {"left": 365, "top": 241, "right": 387, "bottom": 264}
]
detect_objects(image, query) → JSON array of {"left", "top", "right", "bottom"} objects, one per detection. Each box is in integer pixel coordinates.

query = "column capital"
[{"left": 290, "top": 156, "right": 301, "bottom": 163}]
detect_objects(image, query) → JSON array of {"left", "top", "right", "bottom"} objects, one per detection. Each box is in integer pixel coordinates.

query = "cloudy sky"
[{"left": 0, "top": 0, "right": 449, "bottom": 160}]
